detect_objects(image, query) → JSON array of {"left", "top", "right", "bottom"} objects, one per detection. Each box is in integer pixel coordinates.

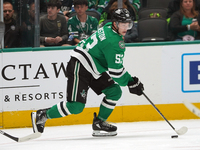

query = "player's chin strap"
[{"left": 112, "top": 22, "right": 120, "bottom": 35}]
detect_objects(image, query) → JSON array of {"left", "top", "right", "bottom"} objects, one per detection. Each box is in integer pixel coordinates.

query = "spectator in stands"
[
  {"left": 4, "top": 0, "right": 30, "bottom": 26},
  {"left": 3, "top": 0, "right": 17, "bottom": 10},
  {"left": 67, "top": 0, "right": 99, "bottom": 45},
  {"left": 21, "top": 2, "right": 35, "bottom": 47},
  {"left": 106, "top": 0, "right": 140, "bottom": 11},
  {"left": 131, "top": 0, "right": 141, "bottom": 11},
  {"left": 167, "top": 0, "right": 200, "bottom": 18},
  {"left": 99, "top": 1, "right": 127, "bottom": 27},
  {"left": 60, "top": 0, "right": 73, "bottom": 22},
  {"left": 40, "top": 0, "right": 69, "bottom": 47},
  {"left": 28, "top": 0, "right": 48, "bottom": 16},
  {"left": 99, "top": 0, "right": 139, "bottom": 24},
  {"left": 169, "top": 0, "right": 200, "bottom": 41},
  {"left": 60, "top": 0, "right": 73, "bottom": 13},
  {"left": 3, "top": 1, "right": 21, "bottom": 48},
  {"left": 99, "top": 1, "right": 138, "bottom": 43},
  {"left": 3, "top": 0, "right": 17, "bottom": 19},
  {"left": 88, "top": 0, "right": 107, "bottom": 16}
]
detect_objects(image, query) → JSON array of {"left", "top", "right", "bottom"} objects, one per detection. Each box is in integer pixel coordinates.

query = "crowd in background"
[{"left": 3, "top": 0, "right": 200, "bottom": 48}]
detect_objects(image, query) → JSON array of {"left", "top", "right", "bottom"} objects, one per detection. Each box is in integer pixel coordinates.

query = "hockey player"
[{"left": 31, "top": 8, "right": 144, "bottom": 137}]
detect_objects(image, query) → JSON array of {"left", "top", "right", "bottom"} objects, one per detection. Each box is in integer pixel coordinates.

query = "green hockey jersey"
[
  {"left": 88, "top": 0, "right": 106, "bottom": 14},
  {"left": 70, "top": 22, "right": 133, "bottom": 86},
  {"left": 68, "top": 15, "right": 98, "bottom": 40}
]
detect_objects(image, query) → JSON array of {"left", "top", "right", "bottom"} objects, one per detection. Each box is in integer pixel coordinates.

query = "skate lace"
[{"left": 102, "top": 121, "right": 113, "bottom": 128}]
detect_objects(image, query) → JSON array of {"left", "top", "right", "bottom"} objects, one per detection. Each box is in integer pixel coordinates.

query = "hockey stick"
[
  {"left": 183, "top": 100, "right": 200, "bottom": 117},
  {"left": 142, "top": 92, "right": 188, "bottom": 135},
  {"left": 0, "top": 130, "right": 41, "bottom": 142}
]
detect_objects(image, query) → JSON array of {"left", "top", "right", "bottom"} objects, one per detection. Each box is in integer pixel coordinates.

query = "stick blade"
[
  {"left": 183, "top": 100, "right": 200, "bottom": 117},
  {"left": 175, "top": 126, "right": 188, "bottom": 135},
  {"left": 18, "top": 132, "right": 41, "bottom": 142}
]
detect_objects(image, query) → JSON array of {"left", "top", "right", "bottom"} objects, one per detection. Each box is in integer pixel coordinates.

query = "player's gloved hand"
[{"left": 128, "top": 77, "right": 144, "bottom": 96}]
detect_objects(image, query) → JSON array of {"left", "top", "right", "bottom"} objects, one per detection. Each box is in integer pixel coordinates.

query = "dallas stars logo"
[
  {"left": 119, "top": 41, "right": 125, "bottom": 49},
  {"left": 80, "top": 89, "right": 87, "bottom": 99}
]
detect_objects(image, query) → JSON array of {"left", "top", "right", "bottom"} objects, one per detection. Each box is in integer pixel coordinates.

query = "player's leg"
[
  {"left": 90, "top": 72, "right": 122, "bottom": 136},
  {"left": 32, "top": 101, "right": 85, "bottom": 133},
  {"left": 92, "top": 84, "right": 122, "bottom": 136},
  {"left": 98, "top": 84, "right": 122, "bottom": 121},
  {"left": 32, "top": 57, "right": 91, "bottom": 133}
]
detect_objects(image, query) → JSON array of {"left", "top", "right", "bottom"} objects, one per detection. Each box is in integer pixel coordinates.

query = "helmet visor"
[{"left": 117, "top": 21, "right": 133, "bottom": 30}]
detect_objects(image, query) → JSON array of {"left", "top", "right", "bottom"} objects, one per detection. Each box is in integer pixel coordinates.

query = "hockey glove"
[{"left": 128, "top": 77, "right": 144, "bottom": 96}]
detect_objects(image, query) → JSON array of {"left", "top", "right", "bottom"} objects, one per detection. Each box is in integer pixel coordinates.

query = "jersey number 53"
[{"left": 115, "top": 54, "right": 123, "bottom": 64}]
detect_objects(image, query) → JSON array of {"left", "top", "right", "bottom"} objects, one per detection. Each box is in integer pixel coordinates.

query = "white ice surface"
[{"left": 0, "top": 119, "right": 200, "bottom": 150}]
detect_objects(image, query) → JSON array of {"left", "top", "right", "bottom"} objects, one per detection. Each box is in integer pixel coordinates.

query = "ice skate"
[
  {"left": 31, "top": 109, "right": 48, "bottom": 133},
  {"left": 92, "top": 112, "right": 117, "bottom": 137}
]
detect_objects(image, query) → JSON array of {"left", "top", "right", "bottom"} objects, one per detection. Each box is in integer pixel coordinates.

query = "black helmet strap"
[{"left": 112, "top": 22, "right": 120, "bottom": 35}]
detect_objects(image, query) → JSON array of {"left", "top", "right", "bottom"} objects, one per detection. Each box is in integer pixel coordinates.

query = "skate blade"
[
  {"left": 31, "top": 112, "right": 38, "bottom": 133},
  {"left": 92, "top": 130, "right": 117, "bottom": 137}
]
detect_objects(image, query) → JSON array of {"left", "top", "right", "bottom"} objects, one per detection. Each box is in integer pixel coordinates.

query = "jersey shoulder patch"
[{"left": 119, "top": 41, "right": 125, "bottom": 49}]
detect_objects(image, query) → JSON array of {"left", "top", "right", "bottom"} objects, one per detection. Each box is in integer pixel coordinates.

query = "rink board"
[
  {"left": 1, "top": 103, "right": 200, "bottom": 129},
  {"left": 1, "top": 41, "right": 200, "bottom": 128}
]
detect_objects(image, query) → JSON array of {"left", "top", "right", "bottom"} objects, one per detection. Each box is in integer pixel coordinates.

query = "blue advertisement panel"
[{"left": 182, "top": 53, "right": 200, "bottom": 92}]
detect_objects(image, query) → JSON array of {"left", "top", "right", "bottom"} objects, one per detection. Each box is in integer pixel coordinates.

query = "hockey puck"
[{"left": 171, "top": 135, "right": 178, "bottom": 138}]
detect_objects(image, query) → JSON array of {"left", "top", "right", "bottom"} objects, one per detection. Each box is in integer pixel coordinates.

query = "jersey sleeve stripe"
[
  {"left": 69, "top": 31, "right": 78, "bottom": 36},
  {"left": 69, "top": 31, "right": 78, "bottom": 33},
  {"left": 98, "top": 5, "right": 105, "bottom": 8},
  {"left": 134, "top": 3, "right": 140, "bottom": 9},
  {"left": 70, "top": 48, "right": 101, "bottom": 79},
  {"left": 109, "top": 68, "right": 127, "bottom": 78},
  {"left": 108, "top": 67, "right": 124, "bottom": 73}
]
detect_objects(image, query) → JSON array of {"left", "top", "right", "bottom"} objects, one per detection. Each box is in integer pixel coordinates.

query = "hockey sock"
[
  {"left": 46, "top": 102, "right": 65, "bottom": 119},
  {"left": 98, "top": 84, "right": 122, "bottom": 121},
  {"left": 98, "top": 102, "right": 114, "bottom": 121},
  {"left": 47, "top": 101, "right": 85, "bottom": 119}
]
